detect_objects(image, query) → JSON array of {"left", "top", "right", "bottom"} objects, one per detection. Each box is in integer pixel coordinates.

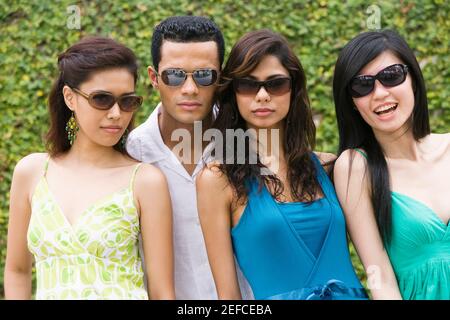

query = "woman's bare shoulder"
[
  {"left": 314, "top": 151, "right": 337, "bottom": 163},
  {"left": 313, "top": 151, "right": 337, "bottom": 174},
  {"left": 14, "top": 152, "right": 48, "bottom": 177},
  {"left": 334, "top": 149, "right": 368, "bottom": 178},
  {"left": 196, "top": 163, "right": 231, "bottom": 192},
  {"left": 134, "top": 162, "right": 167, "bottom": 187}
]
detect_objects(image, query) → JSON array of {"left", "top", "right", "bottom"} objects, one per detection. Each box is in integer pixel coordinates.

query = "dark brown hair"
[
  {"left": 46, "top": 36, "right": 139, "bottom": 156},
  {"left": 213, "top": 29, "right": 320, "bottom": 203}
]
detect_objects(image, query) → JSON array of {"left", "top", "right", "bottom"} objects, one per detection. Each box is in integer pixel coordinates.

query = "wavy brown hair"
[
  {"left": 213, "top": 29, "right": 320, "bottom": 203},
  {"left": 46, "top": 36, "right": 139, "bottom": 157}
]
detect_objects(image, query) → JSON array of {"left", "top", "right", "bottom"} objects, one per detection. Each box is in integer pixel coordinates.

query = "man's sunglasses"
[
  {"left": 72, "top": 88, "right": 143, "bottom": 112},
  {"left": 233, "top": 77, "right": 292, "bottom": 96},
  {"left": 349, "top": 64, "right": 409, "bottom": 98},
  {"left": 158, "top": 68, "right": 218, "bottom": 87}
]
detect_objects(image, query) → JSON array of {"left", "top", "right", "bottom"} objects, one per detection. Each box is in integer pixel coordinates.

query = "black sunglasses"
[
  {"left": 72, "top": 88, "right": 143, "bottom": 112},
  {"left": 349, "top": 64, "right": 409, "bottom": 98},
  {"left": 233, "top": 77, "right": 292, "bottom": 96},
  {"left": 158, "top": 68, "right": 218, "bottom": 87}
]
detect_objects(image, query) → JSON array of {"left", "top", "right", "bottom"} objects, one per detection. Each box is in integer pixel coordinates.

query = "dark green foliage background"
[{"left": 0, "top": 0, "right": 448, "bottom": 298}]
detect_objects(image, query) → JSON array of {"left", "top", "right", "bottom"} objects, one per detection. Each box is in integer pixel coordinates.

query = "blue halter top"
[{"left": 231, "top": 154, "right": 368, "bottom": 300}]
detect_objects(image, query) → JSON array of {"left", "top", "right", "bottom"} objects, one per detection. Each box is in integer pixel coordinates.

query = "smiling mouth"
[{"left": 374, "top": 103, "right": 398, "bottom": 115}]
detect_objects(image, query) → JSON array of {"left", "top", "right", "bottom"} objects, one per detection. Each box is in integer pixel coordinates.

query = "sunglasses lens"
[
  {"left": 233, "top": 79, "right": 260, "bottom": 95},
  {"left": 378, "top": 64, "right": 407, "bottom": 87},
  {"left": 349, "top": 76, "right": 374, "bottom": 98},
  {"left": 265, "top": 78, "right": 291, "bottom": 95},
  {"left": 233, "top": 78, "right": 291, "bottom": 96},
  {"left": 193, "top": 69, "right": 217, "bottom": 86},
  {"left": 350, "top": 64, "right": 408, "bottom": 98},
  {"left": 119, "top": 95, "right": 142, "bottom": 111},
  {"left": 161, "top": 69, "right": 186, "bottom": 86},
  {"left": 161, "top": 69, "right": 217, "bottom": 87},
  {"left": 91, "top": 93, "right": 115, "bottom": 109}
]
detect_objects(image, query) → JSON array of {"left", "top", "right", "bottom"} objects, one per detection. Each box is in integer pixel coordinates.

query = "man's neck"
[{"left": 158, "top": 106, "right": 213, "bottom": 175}]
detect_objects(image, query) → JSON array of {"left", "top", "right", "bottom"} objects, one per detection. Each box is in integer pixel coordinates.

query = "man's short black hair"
[{"left": 151, "top": 15, "right": 225, "bottom": 71}]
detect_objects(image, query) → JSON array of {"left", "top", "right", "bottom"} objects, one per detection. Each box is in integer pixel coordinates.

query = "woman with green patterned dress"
[{"left": 4, "top": 36, "right": 175, "bottom": 299}]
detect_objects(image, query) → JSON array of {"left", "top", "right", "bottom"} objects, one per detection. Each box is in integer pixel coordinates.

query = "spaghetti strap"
[
  {"left": 354, "top": 148, "right": 367, "bottom": 159},
  {"left": 129, "top": 162, "right": 143, "bottom": 190},
  {"left": 43, "top": 155, "right": 50, "bottom": 177}
]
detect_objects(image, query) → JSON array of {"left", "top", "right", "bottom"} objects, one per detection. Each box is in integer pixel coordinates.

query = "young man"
[{"left": 127, "top": 16, "right": 252, "bottom": 299}]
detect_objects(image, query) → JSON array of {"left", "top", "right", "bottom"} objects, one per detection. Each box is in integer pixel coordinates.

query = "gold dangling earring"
[{"left": 65, "top": 112, "right": 79, "bottom": 146}]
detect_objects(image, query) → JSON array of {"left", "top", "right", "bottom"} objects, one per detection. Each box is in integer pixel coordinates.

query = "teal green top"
[
  {"left": 354, "top": 149, "right": 449, "bottom": 300},
  {"left": 231, "top": 153, "right": 367, "bottom": 300}
]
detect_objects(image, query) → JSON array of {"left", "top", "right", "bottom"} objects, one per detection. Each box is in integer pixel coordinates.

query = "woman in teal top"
[
  {"left": 231, "top": 154, "right": 367, "bottom": 299},
  {"left": 197, "top": 30, "right": 367, "bottom": 300},
  {"left": 333, "top": 30, "right": 449, "bottom": 299}
]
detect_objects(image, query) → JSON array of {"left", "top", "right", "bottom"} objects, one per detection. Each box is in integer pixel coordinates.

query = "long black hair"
[
  {"left": 333, "top": 30, "right": 430, "bottom": 243},
  {"left": 213, "top": 29, "right": 319, "bottom": 203}
]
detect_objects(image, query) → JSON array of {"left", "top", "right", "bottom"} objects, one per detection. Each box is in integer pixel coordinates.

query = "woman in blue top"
[
  {"left": 333, "top": 30, "right": 449, "bottom": 299},
  {"left": 196, "top": 30, "right": 368, "bottom": 300}
]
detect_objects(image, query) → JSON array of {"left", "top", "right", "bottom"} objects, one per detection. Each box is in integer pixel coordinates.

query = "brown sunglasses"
[{"left": 72, "top": 87, "right": 143, "bottom": 112}]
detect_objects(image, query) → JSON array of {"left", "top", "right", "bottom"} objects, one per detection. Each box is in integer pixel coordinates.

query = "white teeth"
[{"left": 374, "top": 103, "right": 397, "bottom": 114}]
